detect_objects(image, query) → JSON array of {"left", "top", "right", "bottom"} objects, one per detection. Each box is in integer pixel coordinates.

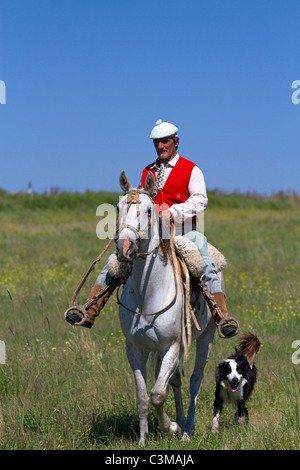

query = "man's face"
[{"left": 153, "top": 137, "right": 179, "bottom": 162}]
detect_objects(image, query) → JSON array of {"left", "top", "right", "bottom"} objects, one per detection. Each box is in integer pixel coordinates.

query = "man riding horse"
[{"left": 65, "top": 120, "right": 238, "bottom": 339}]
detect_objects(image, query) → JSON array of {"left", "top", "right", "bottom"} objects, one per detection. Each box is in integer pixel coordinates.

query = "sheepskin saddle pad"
[{"left": 107, "top": 236, "right": 227, "bottom": 279}]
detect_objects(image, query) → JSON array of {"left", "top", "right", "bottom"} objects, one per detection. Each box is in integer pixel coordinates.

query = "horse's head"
[{"left": 116, "top": 171, "right": 156, "bottom": 262}]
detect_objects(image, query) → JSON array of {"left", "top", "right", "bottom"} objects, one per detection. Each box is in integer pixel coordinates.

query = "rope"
[
  {"left": 64, "top": 237, "right": 114, "bottom": 324},
  {"left": 71, "top": 237, "right": 114, "bottom": 306},
  {"left": 180, "top": 252, "right": 202, "bottom": 375}
]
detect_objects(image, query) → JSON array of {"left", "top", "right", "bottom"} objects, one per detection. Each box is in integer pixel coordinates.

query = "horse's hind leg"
[
  {"left": 182, "top": 324, "right": 215, "bottom": 440},
  {"left": 126, "top": 341, "right": 150, "bottom": 446},
  {"left": 151, "top": 342, "right": 182, "bottom": 436},
  {"left": 169, "top": 366, "right": 186, "bottom": 431}
]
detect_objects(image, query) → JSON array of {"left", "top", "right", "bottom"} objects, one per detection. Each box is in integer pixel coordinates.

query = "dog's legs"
[
  {"left": 211, "top": 408, "right": 221, "bottom": 432},
  {"left": 211, "top": 390, "right": 223, "bottom": 432},
  {"left": 235, "top": 401, "right": 249, "bottom": 425}
]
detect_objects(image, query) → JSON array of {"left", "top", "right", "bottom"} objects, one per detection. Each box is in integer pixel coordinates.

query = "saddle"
[{"left": 107, "top": 236, "right": 227, "bottom": 280}]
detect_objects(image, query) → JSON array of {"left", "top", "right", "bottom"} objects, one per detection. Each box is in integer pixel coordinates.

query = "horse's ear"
[
  {"left": 119, "top": 171, "right": 132, "bottom": 193},
  {"left": 144, "top": 171, "right": 155, "bottom": 194}
]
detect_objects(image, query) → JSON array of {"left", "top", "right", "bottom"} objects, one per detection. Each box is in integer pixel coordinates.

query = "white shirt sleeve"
[{"left": 169, "top": 166, "right": 208, "bottom": 223}]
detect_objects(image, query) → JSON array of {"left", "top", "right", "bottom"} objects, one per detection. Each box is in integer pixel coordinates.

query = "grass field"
[{"left": 0, "top": 190, "right": 299, "bottom": 450}]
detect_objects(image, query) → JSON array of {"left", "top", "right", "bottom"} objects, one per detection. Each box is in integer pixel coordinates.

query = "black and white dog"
[{"left": 211, "top": 333, "right": 260, "bottom": 432}]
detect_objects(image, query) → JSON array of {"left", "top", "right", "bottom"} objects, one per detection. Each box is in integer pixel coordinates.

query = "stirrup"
[
  {"left": 217, "top": 317, "right": 240, "bottom": 339},
  {"left": 64, "top": 305, "right": 89, "bottom": 326},
  {"left": 64, "top": 286, "right": 110, "bottom": 326}
]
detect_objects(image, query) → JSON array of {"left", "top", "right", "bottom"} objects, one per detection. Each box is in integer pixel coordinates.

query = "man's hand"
[{"left": 159, "top": 209, "right": 174, "bottom": 223}]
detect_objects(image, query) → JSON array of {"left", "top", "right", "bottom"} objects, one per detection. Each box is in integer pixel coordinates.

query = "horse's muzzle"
[{"left": 116, "top": 238, "right": 137, "bottom": 262}]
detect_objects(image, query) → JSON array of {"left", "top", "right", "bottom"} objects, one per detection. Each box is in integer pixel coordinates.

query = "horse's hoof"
[
  {"left": 181, "top": 431, "right": 191, "bottom": 442},
  {"left": 138, "top": 433, "right": 149, "bottom": 447},
  {"left": 169, "top": 422, "right": 181, "bottom": 435}
]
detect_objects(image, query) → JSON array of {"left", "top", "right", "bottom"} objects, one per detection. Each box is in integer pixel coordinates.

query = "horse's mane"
[
  {"left": 134, "top": 184, "right": 173, "bottom": 261},
  {"left": 160, "top": 238, "right": 172, "bottom": 259}
]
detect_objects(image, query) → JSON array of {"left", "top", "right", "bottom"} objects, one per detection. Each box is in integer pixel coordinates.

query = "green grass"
[{"left": 0, "top": 191, "right": 299, "bottom": 450}]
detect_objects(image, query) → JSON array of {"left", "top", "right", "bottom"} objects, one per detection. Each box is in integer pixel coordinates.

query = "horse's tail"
[
  {"left": 236, "top": 333, "right": 261, "bottom": 369},
  {"left": 148, "top": 352, "right": 161, "bottom": 381},
  {"left": 148, "top": 353, "right": 172, "bottom": 394}
]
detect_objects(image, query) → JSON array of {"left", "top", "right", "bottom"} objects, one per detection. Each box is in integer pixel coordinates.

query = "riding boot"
[
  {"left": 65, "top": 284, "right": 112, "bottom": 328},
  {"left": 203, "top": 290, "right": 239, "bottom": 339}
]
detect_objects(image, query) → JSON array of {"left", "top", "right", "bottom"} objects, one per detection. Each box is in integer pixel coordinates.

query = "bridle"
[
  {"left": 115, "top": 188, "right": 179, "bottom": 316},
  {"left": 115, "top": 188, "right": 159, "bottom": 260}
]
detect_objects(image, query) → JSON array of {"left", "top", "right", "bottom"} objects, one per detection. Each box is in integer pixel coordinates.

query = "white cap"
[{"left": 149, "top": 119, "right": 178, "bottom": 139}]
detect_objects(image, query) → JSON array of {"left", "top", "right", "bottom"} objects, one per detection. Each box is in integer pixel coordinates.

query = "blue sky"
[{"left": 1, "top": 0, "right": 300, "bottom": 195}]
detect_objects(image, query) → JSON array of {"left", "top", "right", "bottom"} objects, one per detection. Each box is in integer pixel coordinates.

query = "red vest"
[{"left": 141, "top": 156, "right": 196, "bottom": 212}]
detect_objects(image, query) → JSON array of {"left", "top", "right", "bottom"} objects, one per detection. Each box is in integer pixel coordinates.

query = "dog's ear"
[
  {"left": 216, "top": 361, "right": 227, "bottom": 381},
  {"left": 238, "top": 355, "right": 251, "bottom": 373}
]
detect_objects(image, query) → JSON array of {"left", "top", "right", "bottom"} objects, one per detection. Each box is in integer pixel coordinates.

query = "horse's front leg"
[
  {"left": 151, "top": 342, "right": 182, "bottom": 436},
  {"left": 126, "top": 341, "right": 150, "bottom": 446}
]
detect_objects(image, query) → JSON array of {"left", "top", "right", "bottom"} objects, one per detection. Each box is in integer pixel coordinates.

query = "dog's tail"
[{"left": 237, "top": 333, "right": 260, "bottom": 368}]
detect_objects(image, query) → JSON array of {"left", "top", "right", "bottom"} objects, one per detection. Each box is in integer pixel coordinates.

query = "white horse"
[{"left": 116, "top": 171, "right": 222, "bottom": 445}]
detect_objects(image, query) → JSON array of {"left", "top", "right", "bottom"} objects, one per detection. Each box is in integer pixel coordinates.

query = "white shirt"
[{"left": 153, "top": 153, "right": 208, "bottom": 224}]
